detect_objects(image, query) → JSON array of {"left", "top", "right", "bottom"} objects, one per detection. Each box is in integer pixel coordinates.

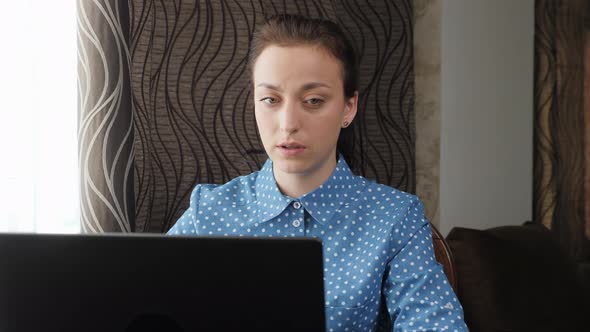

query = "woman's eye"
[
  {"left": 260, "top": 97, "right": 278, "bottom": 105},
  {"left": 305, "top": 98, "right": 324, "bottom": 106}
]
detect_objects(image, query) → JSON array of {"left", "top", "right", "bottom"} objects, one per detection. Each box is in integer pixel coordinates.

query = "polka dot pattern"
[{"left": 168, "top": 157, "right": 468, "bottom": 331}]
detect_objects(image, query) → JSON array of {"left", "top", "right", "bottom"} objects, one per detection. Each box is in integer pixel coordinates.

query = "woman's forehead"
[{"left": 253, "top": 45, "right": 344, "bottom": 87}]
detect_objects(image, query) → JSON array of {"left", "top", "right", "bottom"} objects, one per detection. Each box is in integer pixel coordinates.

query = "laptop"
[{"left": 0, "top": 233, "right": 325, "bottom": 332}]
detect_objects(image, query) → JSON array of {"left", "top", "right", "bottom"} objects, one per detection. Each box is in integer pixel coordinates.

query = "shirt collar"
[
  {"left": 254, "top": 155, "right": 366, "bottom": 225},
  {"left": 254, "top": 158, "right": 292, "bottom": 222}
]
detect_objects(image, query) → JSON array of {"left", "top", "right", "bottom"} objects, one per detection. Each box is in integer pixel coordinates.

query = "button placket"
[
  {"left": 303, "top": 210, "right": 313, "bottom": 236},
  {"left": 290, "top": 201, "right": 305, "bottom": 230}
]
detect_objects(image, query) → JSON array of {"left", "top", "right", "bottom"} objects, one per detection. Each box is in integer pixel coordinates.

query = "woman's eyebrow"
[
  {"left": 256, "top": 83, "right": 282, "bottom": 91},
  {"left": 256, "top": 82, "right": 332, "bottom": 92},
  {"left": 301, "top": 82, "right": 332, "bottom": 91}
]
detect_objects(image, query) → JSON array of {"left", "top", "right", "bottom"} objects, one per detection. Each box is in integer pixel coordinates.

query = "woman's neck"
[{"left": 273, "top": 156, "right": 337, "bottom": 198}]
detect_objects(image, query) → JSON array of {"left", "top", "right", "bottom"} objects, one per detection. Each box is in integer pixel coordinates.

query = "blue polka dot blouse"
[{"left": 168, "top": 156, "right": 468, "bottom": 331}]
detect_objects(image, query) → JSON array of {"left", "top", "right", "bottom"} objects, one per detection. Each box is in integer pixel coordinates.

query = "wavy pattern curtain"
[
  {"left": 534, "top": 0, "right": 590, "bottom": 261},
  {"left": 78, "top": 0, "right": 416, "bottom": 234},
  {"left": 77, "top": 0, "right": 134, "bottom": 233}
]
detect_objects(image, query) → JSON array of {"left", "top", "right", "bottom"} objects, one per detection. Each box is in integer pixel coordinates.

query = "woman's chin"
[{"left": 272, "top": 157, "right": 312, "bottom": 175}]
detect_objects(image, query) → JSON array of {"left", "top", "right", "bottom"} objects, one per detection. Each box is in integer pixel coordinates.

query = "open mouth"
[
  {"left": 277, "top": 142, "right": 306, "bottom": 156},
  {"left": 279, "top": 143, "right": 305, "bottom": 149}
]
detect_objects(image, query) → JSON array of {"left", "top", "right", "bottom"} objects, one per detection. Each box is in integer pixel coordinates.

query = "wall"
[
  {"left": 438, "top": 0, "right": 534, "bottom": 235},
  {"left": 414, "top": 0, "right": 442, "bottom": 228}
]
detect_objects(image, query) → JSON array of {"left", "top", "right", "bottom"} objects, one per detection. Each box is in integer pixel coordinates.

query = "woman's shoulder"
[
  {"left": 347, "top": 176, "right": 429, "bottom": 232},
  {"left": 189, "top": 170, "right": 261, "bottom": 204},
  {"left": 356, "top": 175, "right": 422, "bottom": 209}
]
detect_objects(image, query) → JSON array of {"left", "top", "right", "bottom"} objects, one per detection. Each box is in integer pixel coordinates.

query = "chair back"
[{"left": 431, "top": 224, "right": 458, "bottom": 294}]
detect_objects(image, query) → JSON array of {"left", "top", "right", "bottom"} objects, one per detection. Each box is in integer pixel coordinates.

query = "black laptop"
[{"left": 0, "top": 233, "right": 325, "bottom": 332}]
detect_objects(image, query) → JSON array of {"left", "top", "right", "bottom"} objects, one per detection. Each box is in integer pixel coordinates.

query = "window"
[{"left": 0, "top": 1, "right": 79, "bottom": 233}]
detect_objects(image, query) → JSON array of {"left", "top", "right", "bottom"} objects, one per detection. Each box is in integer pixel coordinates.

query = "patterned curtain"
[
  {"left": 534, "top": 0, "right": 590, "bottom": 261},
  {"left": 77, "top": 0, "right": 135, "bottom": 233},
  {"left": 78, "top": 0, "right": 416, "bottom": 234}
]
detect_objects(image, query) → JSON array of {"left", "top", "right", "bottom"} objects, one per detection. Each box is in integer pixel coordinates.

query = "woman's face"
[{"left": 253, "top": 44, "right": 357, "bottom": 178}]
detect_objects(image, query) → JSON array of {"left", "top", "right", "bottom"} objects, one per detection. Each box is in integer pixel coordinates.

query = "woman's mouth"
[{"left": 277, "top": 142, "right": 306, "bottom": 156}]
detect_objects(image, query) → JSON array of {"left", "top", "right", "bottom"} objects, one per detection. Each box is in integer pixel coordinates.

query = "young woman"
[{"left": 169, "top": 14, "right": 468, "bottom": 332}]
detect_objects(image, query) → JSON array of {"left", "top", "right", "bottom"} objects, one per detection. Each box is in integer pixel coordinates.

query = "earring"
[{"left": 342, "top": 121, "right": 349, "bottom": 128}]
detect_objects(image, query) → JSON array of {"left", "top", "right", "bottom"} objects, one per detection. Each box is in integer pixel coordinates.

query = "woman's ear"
[{"left": 343, "top": 91, "right": 359, "bottom": 125}]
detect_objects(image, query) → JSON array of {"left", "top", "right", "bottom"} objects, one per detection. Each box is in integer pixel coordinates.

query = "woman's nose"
[{"left": 279, "top": 102, "right": 301, "bottom": 133}]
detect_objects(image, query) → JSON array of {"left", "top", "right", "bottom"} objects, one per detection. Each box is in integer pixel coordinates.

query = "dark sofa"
[{"left": 446, "top": 223, "right": 589, "bottom": 332}]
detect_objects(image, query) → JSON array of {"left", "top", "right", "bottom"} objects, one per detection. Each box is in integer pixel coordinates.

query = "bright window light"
[{"left": 0, "top": 1, "right": 79, "bottom": 233}]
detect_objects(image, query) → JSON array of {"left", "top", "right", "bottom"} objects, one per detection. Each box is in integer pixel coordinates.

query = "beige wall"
[
  {"left": 414, "top": 0, "right": 441, "bottom": 227},
  {"left": 414, "top": 0, "right": 534, "bottom": 235}
]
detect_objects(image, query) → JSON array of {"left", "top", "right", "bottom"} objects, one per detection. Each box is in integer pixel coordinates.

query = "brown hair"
[{"left": 248, "top": 14, "right": 362, "bottom": 172}]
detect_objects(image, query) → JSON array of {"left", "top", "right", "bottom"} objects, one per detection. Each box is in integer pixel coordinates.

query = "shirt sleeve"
[
  {"left": 383, "top": 198, "right": 468, "bottom": 331},
  {"left": 167, "top": 185, "right": 201, "bottom": 236}
]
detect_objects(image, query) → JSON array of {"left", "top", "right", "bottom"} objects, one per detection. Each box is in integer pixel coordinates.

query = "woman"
[{"left": 169, "top": 14, "right": 468, "bottom": 332}]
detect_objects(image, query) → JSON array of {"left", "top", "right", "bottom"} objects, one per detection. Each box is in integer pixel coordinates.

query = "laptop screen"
[{"left": 0, "top": 233, "right": 325, "bottom": 332}]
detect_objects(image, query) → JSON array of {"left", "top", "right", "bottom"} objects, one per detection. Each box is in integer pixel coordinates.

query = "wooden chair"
[{"left": 431, "top": 223, "right": 458, "bottom": 294}]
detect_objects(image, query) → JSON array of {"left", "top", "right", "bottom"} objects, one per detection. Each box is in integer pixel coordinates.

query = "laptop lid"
[{"left": 0, "top": 233, "right": 325, "bottom": 332}]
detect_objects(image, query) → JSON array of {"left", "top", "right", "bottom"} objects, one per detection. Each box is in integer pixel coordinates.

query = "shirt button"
[
  {"left": 292, "top": 219, "right": 301, "bottom": 227},
  {"left": 293, "top": 201, "right": 301, "bottom": 209}
]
